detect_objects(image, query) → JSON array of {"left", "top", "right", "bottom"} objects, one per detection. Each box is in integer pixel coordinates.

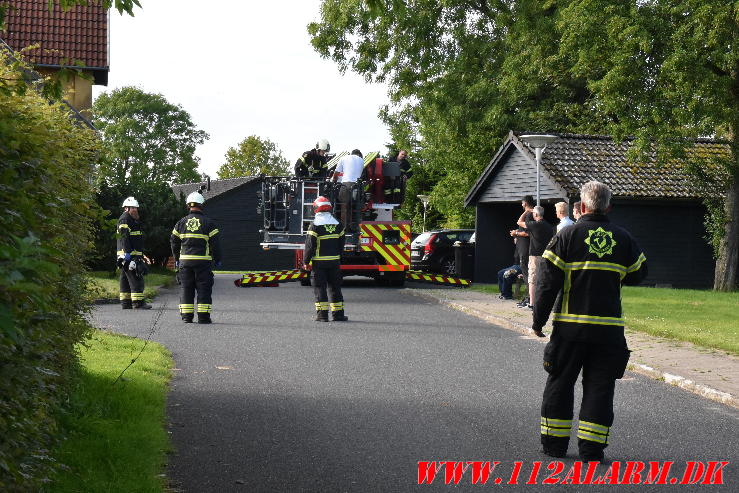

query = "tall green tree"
[
  {"left": 217, "top": 135, "right": 290, "bottom": 178},
  {"left": 309, "top": 0, "right": 596, "bottom": 228},
  {"left": 311, "top": 0, "right": 737, "bottom": 288},
  {"left": 92, "top": 86, "right": 208, "bottom": 188},
  {"left": 555, "top": 0, "right": 738, "bottom": 290}
]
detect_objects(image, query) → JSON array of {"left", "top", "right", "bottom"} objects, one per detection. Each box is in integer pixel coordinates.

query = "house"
[
  {"left": 172, "top": 177, "right": 294, "bottom": 271},
  {"left": 465, "top": 132, "right": 730, "bottom": 288},
  {"left": 1, "top": 0, "right": 108, "bottom": 113}
]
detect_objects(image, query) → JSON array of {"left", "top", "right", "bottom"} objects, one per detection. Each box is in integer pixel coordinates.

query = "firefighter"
[
  {"left": 170, "top": 192, "right": 222, "bottom": 324},
  {"left": 117, "top": 196, "right": 151, "bottom": 309},
  {"left": 302, "top": 196, "right": 348, "bottom": 322},
  {"left": 295, "top": 139, "right": 330, "bottom": 178},
  {"left": 384, "top": 149, "right": 413, "bottom": 203},
  {"left": 533, "top": 181, "right": 647, "bottom": 463}
]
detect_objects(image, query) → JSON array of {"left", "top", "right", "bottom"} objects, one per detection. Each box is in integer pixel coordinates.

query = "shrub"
[{"left": 0, "top": 56, "right": 99, "bottom": 490}]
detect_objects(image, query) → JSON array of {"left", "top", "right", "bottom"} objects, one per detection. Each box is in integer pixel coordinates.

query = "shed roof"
[
  {"left": 171, "top": 176, "right": 260, "bottom": 202},
  {"left": 466, "top": 131, "right": 730, "bottom": 206},
  {"left": 1, "top": 0, "right": 108, "bottom": 83}
]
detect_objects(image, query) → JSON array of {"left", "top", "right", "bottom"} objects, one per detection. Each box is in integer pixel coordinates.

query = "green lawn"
[
  {"left": 87, "top": 267, "right": 176, "bottom": 301},
  {"left": 49, "top": 330, "right": 173, "bottom": 492},
  {"left": 621, "top": 286, "right": 738, "bottom": 355},
  {"left": 471, "top": 283, "right": 738, "bottom": 354}
]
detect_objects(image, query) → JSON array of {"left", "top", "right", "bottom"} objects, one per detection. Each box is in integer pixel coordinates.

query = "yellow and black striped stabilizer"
[
  {"left": 235, "top": 269, "right": 308, "bottom": 287},
  {"left": 406, "top": 270, "right": 471, "bottom": 287}
]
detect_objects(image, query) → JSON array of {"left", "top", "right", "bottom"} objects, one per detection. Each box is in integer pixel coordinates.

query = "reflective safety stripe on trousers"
[
  {"left": 577, "top": 420, "right": 610, "bottom": 444},
  {"left": 541, "top": 417, "right": 572, "bottom": 437}
]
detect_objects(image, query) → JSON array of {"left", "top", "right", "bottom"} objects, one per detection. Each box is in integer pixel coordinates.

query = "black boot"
[
  {"left": 121, "top": 302, "right": 132, "bottom": 310},
  {"left": 197, "top": 313, "right": 212, "bottom": 324},
  {"left": 332, "top": 310, "right": 348, "bottom": 322},
  {"left": 315, "top": 310, "right": 329, "bottom": 322},
  {"left": 181, "top": 315, "right": 193, "bottom": 323},
  {"left": 133, "top": 301, "right": 152, "bottom": 309}
]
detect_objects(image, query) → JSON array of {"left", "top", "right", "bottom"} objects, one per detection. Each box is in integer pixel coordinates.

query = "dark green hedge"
[{"left": 0, "top": 59, "right": 99, "bottom": 490}]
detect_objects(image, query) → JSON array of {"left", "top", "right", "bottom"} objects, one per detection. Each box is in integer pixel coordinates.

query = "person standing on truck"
[
  {"left": 331, "top": 149, "right": 365, "bottom": 227},
  {"left": 295, "top": 139, "right": 331, "bottom": 178},
  {"left": 303, "top": 196, "right": 349, "bottom": 322},
  {"left": 385, "top": 149, "right": 413, "bottom": 203}
]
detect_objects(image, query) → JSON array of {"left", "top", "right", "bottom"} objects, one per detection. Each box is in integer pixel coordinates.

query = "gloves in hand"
[
  {"left": 128, "top": 260, "right": 137, "bottom": 271},
  {"left": 124, "top": 252, "right": 132, "bottom": 262}
]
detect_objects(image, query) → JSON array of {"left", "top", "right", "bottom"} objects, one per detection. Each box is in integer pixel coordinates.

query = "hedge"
[{"left": 0, "top": 56, "right": 99, "bottom": 490}]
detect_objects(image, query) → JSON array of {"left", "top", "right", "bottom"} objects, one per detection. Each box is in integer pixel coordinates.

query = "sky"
[{"left": 93, "top": 0, "right": 392, "bottom": 179}]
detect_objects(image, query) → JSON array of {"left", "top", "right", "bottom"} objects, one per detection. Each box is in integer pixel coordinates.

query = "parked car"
[{"left": 411, "top": 229, "right": 474, "bottom": 275}]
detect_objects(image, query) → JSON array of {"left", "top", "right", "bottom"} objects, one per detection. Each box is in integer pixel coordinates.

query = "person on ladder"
[{"left": 303, "top": 196, "right": 348, "bottom": 322}]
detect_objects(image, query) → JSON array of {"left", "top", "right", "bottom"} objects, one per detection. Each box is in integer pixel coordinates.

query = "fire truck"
[{"left": 235, "top": 152, "right": 470, "bottom": 288}]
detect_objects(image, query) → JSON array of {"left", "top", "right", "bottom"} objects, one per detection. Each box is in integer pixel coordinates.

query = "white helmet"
[
  {"left": 122, "top": 196, "right": 139, "bottom": 208},
  {"left": 316, "top": 139, "right": 330, "bottom": 152},
  {"left": 186, "top": 192, "right": 205, "bottom": 205}
]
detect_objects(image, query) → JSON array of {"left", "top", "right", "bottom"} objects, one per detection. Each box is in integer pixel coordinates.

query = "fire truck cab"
[{"left": 258, "top": 152, "right": 411, "bottom": 286}]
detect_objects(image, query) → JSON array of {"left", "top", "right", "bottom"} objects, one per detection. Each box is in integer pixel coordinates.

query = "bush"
[{"left": 0, "top": 56, "right": 99, "bottom": 490}]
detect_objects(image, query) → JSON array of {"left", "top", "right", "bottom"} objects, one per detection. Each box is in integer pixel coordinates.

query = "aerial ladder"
[{"left": 234, "top": 152, "right": 470, "bottom": 288}]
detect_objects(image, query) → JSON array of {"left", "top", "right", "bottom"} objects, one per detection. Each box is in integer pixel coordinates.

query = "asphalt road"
[{"left": 91, "top": 275, "right": 738, "bottom": 492}]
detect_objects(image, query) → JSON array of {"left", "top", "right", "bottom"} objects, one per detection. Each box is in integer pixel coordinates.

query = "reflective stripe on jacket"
[
  {"left": 170, "top": 210, "right": 222, "bottom": 265},
  {"left": 533, "top": 213, "right": 647, "bottom": 344},
  {"left": 117, "top": 211, "right": 144, "bottom": 256},
  {"left": 304, "top": 222, "right": 345, "bottom": 267}
]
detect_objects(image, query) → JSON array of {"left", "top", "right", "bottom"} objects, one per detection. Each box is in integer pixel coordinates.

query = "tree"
[
  {"left": 217, "top": 135, "right": 290, "bottom": 178},
  {"left": 555, "top": 0, "right": 738, "bottom": 290},
  {"left": 92, "top": 86, "right": 208, "bottom": 188},
  {"left": 309, "top": 1, "right": 597, "bottom": 228},
  {"left": 311, "top": 0, "right": 738, "bottom": 289}
]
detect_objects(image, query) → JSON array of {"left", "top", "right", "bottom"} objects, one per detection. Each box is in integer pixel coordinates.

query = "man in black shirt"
[{"left": 517, "top": 205, "right": 554, "bottom": 313}]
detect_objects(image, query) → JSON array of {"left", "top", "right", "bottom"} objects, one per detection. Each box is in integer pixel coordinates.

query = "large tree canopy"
[
  {"left": 92, "top": 86, "right": 208, "bottom": 188},
  {"left": 310, "top": 0, "right": 738, "bottom": 289},
  {"left": 310, "top": 0, "right": 598, "bottom": 226},
  {"left": 217, "top": 135, "right": 290, "bottom": 178}
]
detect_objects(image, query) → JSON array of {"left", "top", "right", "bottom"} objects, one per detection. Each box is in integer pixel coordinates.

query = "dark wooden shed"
[
  {"left": 172, "top": 177, "right": 293, "bottom": 271},
  {"left": 465, "top": 132, "right": 729, "bottom": 288}
]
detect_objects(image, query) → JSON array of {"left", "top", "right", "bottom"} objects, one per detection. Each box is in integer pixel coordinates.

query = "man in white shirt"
[
  {"left": 332, "top": 149, "right": 364, "bottom": 226},
  {"left": 555, "top": 201, "right": 575, "bottom": 232}
]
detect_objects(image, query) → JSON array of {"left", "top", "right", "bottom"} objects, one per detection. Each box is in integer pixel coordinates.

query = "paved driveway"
[{"left": 91, "top": 275, "right": 738, "bottom": 492}]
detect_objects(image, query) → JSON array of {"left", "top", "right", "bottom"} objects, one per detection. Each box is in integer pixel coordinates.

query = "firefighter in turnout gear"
[
  {"left": 533, "top": 181, "right": 647, "bottom": 463},
  {"left": 384, "top": 149, "right": 412, "bottom": 203},
  {"left": 303, "top": 196, "right": 348, "bottom": 322},
  {"left": 117, "top": 196, "right": 151, "bottom": 309},
  {"left": 294, "top": 139, "right": 330, "bottom": 178},
  {"left": 170, "top": 192, "right": 222, "bottom": 324}
]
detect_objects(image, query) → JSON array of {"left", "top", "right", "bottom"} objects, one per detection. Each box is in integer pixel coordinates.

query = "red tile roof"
[{"left": 1, "top": 0, "right": 108, "bottom": 70}]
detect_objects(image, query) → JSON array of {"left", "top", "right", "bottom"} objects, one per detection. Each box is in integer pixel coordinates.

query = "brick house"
[{"left": 1, "top": 0, "right": 108, "bottom": 113}]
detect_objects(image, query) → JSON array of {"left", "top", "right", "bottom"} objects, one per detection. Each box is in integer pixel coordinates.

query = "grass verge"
[
  {"left": 48, "top": 330, "right": 173, "bottom": 492},
  {"left": 88, "top": 266, "right": 176, "bottom": 302},
  {"left": 621, "top": 286, "right": 738, "bottom": 355},
  {"left": 472, "top": 283, "right": 738, "bottom": 355}
]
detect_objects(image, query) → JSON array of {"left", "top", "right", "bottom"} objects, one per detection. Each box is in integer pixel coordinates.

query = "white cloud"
[{"left": 95, "top": 0, "right": 391, "bottom": 178}]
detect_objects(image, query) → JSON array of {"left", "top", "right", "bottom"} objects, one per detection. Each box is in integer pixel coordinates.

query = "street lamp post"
[
  {"left": 519, "top": 134, "right": 558, "bottom": 206},
  {"left": 417, "top": 194, "right": 430, "bottom": 232}
]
